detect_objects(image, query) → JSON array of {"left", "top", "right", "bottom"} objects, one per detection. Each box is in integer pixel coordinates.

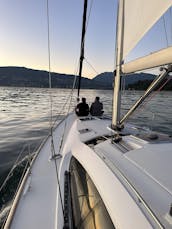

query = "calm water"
[{"left": 0, "top": 86, "right": 172, "bottom": 224}]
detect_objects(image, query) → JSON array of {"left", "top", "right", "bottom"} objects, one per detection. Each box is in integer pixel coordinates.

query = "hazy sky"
[{"left": 0, "top": 0, "right": 172, "bottom": 78}]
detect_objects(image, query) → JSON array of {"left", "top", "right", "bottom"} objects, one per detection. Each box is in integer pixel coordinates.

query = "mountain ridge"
[{"left": 1, "top": 66, "right": 169, "bottom": 90}]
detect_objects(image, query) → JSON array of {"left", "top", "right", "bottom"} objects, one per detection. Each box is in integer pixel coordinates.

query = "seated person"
[
  {"left": 90, "top": 97, "right": 103, "bottom": 116},
  {"left": 75, "top": 97, "right": 89, "bottom": 116}
]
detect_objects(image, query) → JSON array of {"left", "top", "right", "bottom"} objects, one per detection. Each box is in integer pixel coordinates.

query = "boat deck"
[
  {"left": 5, "top": 113, "right": 172, "bottom": 229},
  {"left": 77, "top": 116, "right": 172, "bottom": 229}
]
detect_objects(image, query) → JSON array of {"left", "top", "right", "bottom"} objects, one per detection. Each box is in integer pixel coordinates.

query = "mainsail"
[
  {"left": 112, "top": 0, "right": 172, "bottom": 128},
  {"left": 122, "top": 0, "right": 172, "bottom": 60}
]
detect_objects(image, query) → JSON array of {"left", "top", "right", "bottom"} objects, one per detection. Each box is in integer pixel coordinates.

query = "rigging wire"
[
  {"left": 49, "top": 0, "right": 92, "bottom": 111},
  {"left": 49, "top": 70, "right": 79, "bottom": 220},
  {"left": 141, "top": 76, "right": 172, "bottom": 108},
  {"left": 84, "top": 57, "right": 99, "bottom": 75},
  {"left": 77, "top": 0, "right": 103, "bottom": 85},
  {"left": 170, "top": 7, "right": 172, "bottom": 44},
  {"left": 50, "top": 0, "right": 93, "bottom": 174},
  {"left": 52, "top": 61, "right": 79, "bottom": 128},
  {"left": 48, "top": 0, "right": 83, "bottom": 128},
  {"left": 49, "top": 73, "right": 78, "bottom": 222},
  {"left": 45, "top": 0, "right": 98, "bottom": 220},
  {"left": 51, "top": 39, "right": 80, "bottom": 165},
  {"left": 162, "top": 15, "right": 169, "bottom": 47},
  {"left": 130, "top": 75, "right": 172, "bottom": 119},
  {"left": 86, "top": 0, "right": 94, "bottom": 30},
  {"left": 53, "top": 71, "right": 78, "bottom": 158},
  {"left": 46, "top": 0, "right": 53, "bottom": 140},
  {"left": 46, "top": 0, "right": 65, "bottom": 218},
  {"left": 121, "top": 74, "right": 126, "bottom": 93}
]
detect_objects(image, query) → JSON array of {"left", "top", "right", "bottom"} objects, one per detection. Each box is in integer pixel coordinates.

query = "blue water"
[{"left": 0, "top": 86, "right": 172, "bottom": 225}]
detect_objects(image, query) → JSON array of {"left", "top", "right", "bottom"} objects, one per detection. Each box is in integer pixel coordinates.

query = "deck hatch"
[
  {"left": 78, "top": 128, "right": 92, "bottom": 134},
  {"left": 85, "top": 135, "right": 111, "bottom": 148}
]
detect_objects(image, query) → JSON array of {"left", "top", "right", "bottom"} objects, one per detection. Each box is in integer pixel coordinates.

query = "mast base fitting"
[
  {"left": 111, "top": 123, "right": 124, "bottom": 131},
  {"left": 111, "top": 134, "right": 122, "bottom": 143}
]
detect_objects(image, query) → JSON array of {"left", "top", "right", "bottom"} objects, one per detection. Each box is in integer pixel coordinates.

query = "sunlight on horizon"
[{"left": 0, "top": 1, "right": 172, "bottom": 78}]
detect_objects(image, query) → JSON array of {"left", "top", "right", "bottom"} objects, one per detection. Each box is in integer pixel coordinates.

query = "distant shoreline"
[{"left": 0, "top": 66, "right": 171, "bottom": 90}]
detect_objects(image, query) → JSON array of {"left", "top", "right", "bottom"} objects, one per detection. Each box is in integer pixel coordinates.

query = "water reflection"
[
  {"left": 0, "top": 87, "right": 172, "bottom": 180},
  {"left": 0, "top": 86, "right": 172, "bottom": 225}
]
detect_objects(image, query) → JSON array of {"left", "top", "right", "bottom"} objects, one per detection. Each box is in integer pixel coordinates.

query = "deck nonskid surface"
[{"left": 9, "top": 117, "right": 72, "bottom": 229}]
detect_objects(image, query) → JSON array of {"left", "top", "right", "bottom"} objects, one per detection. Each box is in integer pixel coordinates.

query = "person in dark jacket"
[
  {"left": 75, "top": 97, "right": 89, "bottom": 116},
  {"left": 90, "top": 97, "right": 103, "bottom": 116}
]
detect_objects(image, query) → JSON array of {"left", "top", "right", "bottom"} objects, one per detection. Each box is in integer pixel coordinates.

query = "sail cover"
[{"left": 120, "top": 0, "right": 172, "bottom": 60}]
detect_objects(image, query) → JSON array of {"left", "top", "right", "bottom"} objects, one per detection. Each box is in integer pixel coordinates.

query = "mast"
[
  {"left": 112, "top": 0, "right": 124, "bottom": 129},
  {"left": 77, "top": 0, "right": 88, "bottom": 100}
]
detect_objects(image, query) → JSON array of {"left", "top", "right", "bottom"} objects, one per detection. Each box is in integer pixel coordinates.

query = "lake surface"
[{"left": 0, "top": 86, "right": 172, "bottom": 224}]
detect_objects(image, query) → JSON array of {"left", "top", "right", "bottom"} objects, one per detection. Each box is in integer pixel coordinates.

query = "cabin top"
[{"left": 77, "top": 116, "right": 172, "bottom": 228}]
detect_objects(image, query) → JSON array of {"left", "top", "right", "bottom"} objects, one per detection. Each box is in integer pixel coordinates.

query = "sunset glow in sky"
[{"left": 0, "top": 0, "right": 172, "bottom": 78}]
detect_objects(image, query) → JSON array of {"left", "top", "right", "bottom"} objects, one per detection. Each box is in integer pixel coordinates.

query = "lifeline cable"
[
  {"left": 0, "top": 144, "right": 27, "bottom": 193},
  {"left": 2, "top": 159, "right": 30, "bottom": 229}
]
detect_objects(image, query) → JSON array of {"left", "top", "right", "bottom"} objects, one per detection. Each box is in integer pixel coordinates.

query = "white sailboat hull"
[{"left": 4, "top": 113, "right": 172, "bottom": 228}]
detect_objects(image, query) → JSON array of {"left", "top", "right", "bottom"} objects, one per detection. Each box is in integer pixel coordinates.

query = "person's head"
[
  {"left": 95, "top": 96, "right": 100, "bottom": 101},
  {"left": 82, "top": 97, "right": 86, "bottom": 103}
]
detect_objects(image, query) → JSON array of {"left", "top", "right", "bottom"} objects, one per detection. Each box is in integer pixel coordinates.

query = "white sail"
[
  {"left": 122, "top": 0, "right": 172, "bottom": 59},
  {"left": 112, "top": 0, "right": 172, "bottom": 127},
  {"left": 122, "top": 46, "right": 172, "bottom": 74}
]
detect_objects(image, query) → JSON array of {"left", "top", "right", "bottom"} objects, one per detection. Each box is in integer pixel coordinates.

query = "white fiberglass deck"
[{"left": 5, "top": 113, "right": 172, "bottom": 229}]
